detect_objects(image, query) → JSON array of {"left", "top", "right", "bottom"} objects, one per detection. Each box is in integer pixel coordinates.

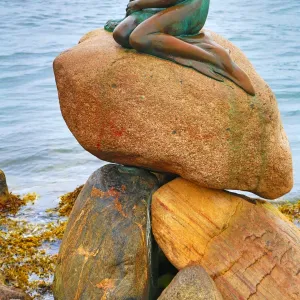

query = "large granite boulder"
[
  {"left": 158, "top": 265, "right": 223, "bottom": 300},
  {"left": 53, "top": 164, "right": 160, "bottom": 300},
  {"left": 152, "top": 178, "right": 300, "bottom": 299},
  {"left": 0, "top": 170, "right": 9, "bottom": 206},
  {"left": 53, "top": 29, "right": 293, "bottom": 199}
]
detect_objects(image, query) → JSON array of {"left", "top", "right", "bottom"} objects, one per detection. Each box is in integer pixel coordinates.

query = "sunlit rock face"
[{"left": 152, "top": 178, "right": 300, "bottom": 300}]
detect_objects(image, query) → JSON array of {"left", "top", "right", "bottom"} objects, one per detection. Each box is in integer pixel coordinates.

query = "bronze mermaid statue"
[{"left": 105, "top": 0, "right": 255, "bottom": 95}]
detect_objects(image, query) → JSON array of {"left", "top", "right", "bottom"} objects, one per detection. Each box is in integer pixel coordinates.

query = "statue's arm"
[
  {"left": 127, "top": 0, "right": 184, "bottom": 14},
  {"left": 135, "top": 0, "right": 184, "bottom": 8}
]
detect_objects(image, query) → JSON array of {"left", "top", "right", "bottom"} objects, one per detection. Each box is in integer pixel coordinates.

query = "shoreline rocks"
[
  {"left": 52, "top": 26, "right": 297, "bottom": 300},
  {"left": 152, "top": 178, "right": 300, "bottom": 299},
  {"left": 53, "top": 28, "right": 293, "bottom": 199}
]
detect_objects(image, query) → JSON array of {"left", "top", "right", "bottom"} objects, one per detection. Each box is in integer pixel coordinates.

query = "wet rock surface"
[{"left": 53, "top": 164, "right": 160, "bottom": 300}]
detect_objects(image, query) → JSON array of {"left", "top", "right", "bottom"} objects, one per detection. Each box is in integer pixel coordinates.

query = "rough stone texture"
[
  {"left": 0, "top": 284, "right": 30, "bottom": 300},
  {"left": 158, "top": 265, "right": 223, "bottom": 300},
  {"left": 0, "top": 170, "right": 9, "bottom": 206},
  {"left": 152, "top": 178, "right": 300, "bottom": 300},
  {"left": 53, "top": 164, "right": 160, "bottom": 300},
  {"left": 53, "top": 28, "right": 293, "bottom": 199}
]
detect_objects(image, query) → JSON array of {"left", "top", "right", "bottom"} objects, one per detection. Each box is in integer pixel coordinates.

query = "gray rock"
[
  {"left": 53, "top": 164, "right": 161, "bottom": 300},
  {"left": 0, "top": 284, "right": 30, "bottom": 300},
  {"left": 158, "top": 265, "right": 223, "bottom": 300}
]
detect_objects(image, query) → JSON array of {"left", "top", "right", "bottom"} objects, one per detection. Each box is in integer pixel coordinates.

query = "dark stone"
[
  {"left": 0, "top": 170, "right": 9, "bottom": 206},
  {"left": 53, "top": 164, "right": 161, "bottom": 300},
  {"left": 158, "top": 266, "right": 223, "bottom": 300},
  {"left": 151, "top": 172, "right": 177, "bottom": 187},
  {"left": 0, "top": 284, "right": 30, "bottom": 300},
  {"left": 157, "top": 249, "right": 178, "bottom": 293}
]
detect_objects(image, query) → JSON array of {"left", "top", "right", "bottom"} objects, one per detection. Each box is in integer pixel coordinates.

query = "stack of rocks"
[{"left": 53, "top": 29, "right": 299, "bottom": 300}]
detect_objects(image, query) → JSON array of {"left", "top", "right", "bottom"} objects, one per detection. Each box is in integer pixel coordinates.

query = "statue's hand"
[{"left": 126, "top": 0, "right": 142, "bottom": 16}]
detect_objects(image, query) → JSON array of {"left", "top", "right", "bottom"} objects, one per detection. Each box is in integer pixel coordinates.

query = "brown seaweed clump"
[
  {"left": 0, "top": 191, "right": 68, "bottom": 299},
  {"left": 278, "top": 199, "right": 300, "bottom": 225},
  {"left": 0, "top": 217, "right": 66, "bottom": 298},
  {"left": 0, "top": 192, "right": 37, "bottom": 215},
  {"left": 0, "top": 185, "right": 84, "bottom": 299},
  {"left": 56, "top": 185, "right": 84, "bottom": 216}
]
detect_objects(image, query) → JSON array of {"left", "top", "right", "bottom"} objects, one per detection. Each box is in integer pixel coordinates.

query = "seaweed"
[
  {"left": 0, "top": 186, "right": 83, "bottom": 299},
  {"left": 0, "top": 192, "right": 37, "bottom": 215},
  {"left": 57, "top": 185, "right": 83, "bottom": 216},
  {"left": 278, "top": 199, "right": 300, "bottom": 224},
  {"left": 0, "top": 217, "right": 66, "bottom": 298}
]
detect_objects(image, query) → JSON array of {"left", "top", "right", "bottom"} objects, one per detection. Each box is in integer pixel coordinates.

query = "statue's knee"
[
  {"left": 129, "top": 31, "right": 148, "bottom": 52},
  {"left": 113, "top": 27, "right": 130, "bottom": 48}
]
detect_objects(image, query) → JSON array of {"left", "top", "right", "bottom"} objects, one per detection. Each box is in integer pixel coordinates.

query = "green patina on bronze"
[
  {"left": 105, "top": 0, "right": 255, "bottom": 95},
  {"left": 53, "top": 164, "right": 161, "bottom": 300}
]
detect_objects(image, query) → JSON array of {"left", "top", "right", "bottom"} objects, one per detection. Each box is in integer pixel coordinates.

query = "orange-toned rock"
[
  {"left": 152, "top": 178, "right": 300, "bottom": 300},
  {"left": 53, "top": 165, "right": 160, "bottom": 300},
  {"left": 54, "top": 29, "right": 293, "bottom": 199}
]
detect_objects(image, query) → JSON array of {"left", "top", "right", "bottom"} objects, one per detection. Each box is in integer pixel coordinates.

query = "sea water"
[{"left": 0, "top": 0, "right": 299, "bottom": 298}]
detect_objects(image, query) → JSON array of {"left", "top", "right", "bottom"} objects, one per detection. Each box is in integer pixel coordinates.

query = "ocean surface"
[{"left": 0, "top": 0, "right": 300, "bottom": 220}]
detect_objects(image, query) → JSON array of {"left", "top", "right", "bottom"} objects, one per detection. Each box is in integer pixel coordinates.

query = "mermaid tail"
[
  {"left": 172, "top": 31, "right": 255, "bottom": 95},
  {"left": 106, "top": 19, "right": 255, "bottom": 95}
]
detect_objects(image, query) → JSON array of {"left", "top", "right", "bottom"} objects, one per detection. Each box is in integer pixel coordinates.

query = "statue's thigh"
[
  {"left": 136, "top": 1, "right": 209, "bottom": 37},
  {"left": 132, "top": 9, "right": 164, "bottom": 25},
  {"left": 169, "top": 4, "right": 209, "bottom": 35}
]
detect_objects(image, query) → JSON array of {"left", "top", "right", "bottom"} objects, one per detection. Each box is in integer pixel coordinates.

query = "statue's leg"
[
  {"left": 113, "top": 15, "right": 139, "bottom": 48},
  {"left": 129, "top": 0, "right": 214, "bottom": 63},
  {"left": 113, "top": 9, "right": 162, "bottom": 49},
  {"left": 128, "top": 0, "right": 255, "bottom": 95}
]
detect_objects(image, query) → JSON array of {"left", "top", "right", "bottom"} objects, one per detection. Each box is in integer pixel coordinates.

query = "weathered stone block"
[{"left": 152, "top": 178, "right": 300, "bottom": 299}]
